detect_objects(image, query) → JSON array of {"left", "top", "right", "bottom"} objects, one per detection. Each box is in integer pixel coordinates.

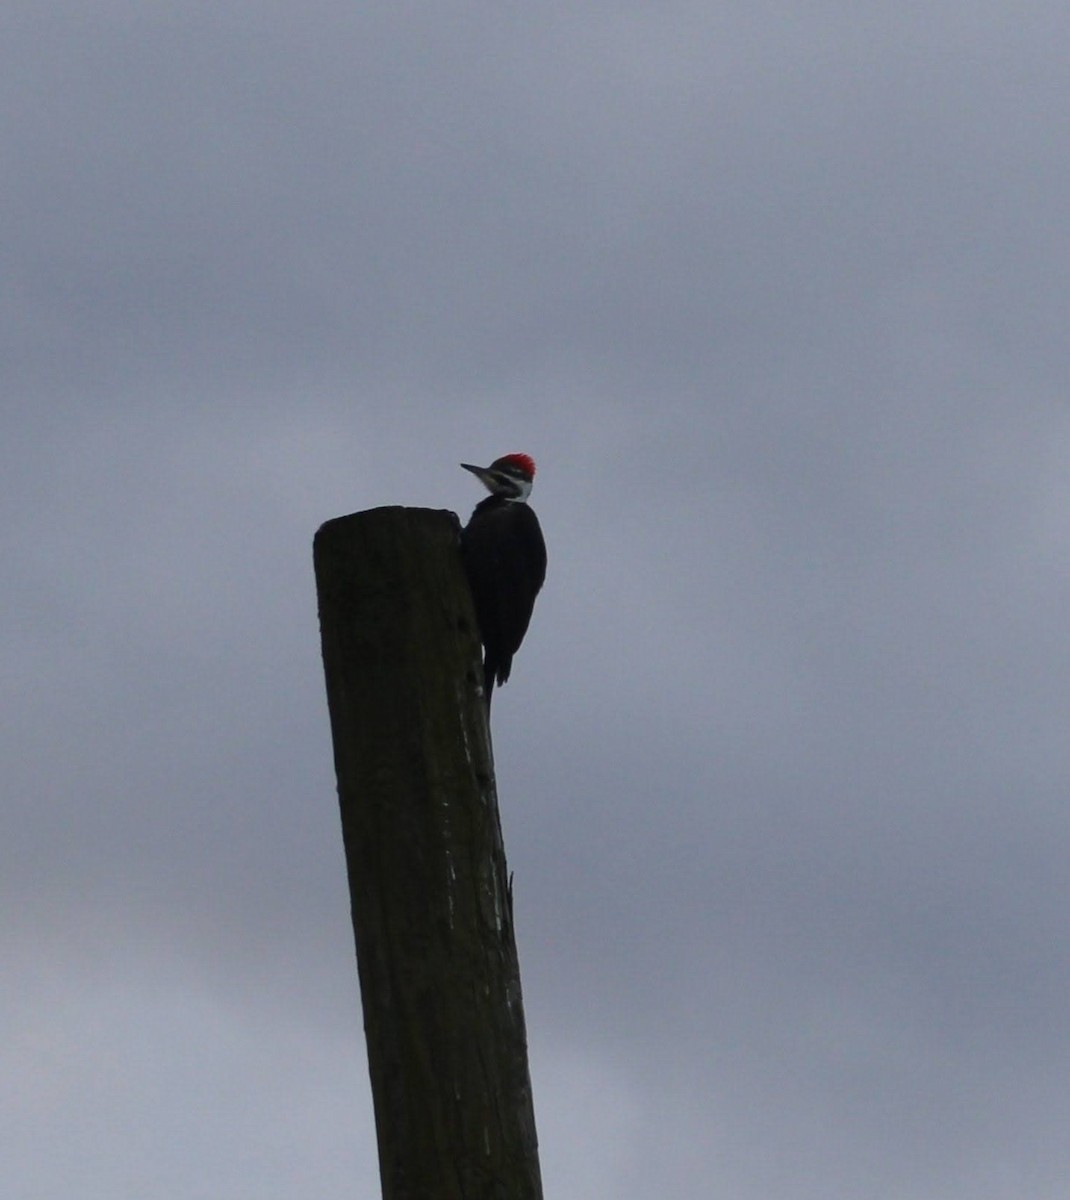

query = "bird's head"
[{"left": 460, "top": 453, "right": 536, "bottom": 501}]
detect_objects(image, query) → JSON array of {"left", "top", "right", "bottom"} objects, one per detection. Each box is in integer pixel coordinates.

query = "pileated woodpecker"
[{"left": 460, "top": 453, "right": 546, "bottom": 710}]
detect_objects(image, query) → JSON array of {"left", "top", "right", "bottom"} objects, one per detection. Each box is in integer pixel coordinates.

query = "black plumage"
[{"left": 460, "top": 455, "right": 546, "bottom": 710}]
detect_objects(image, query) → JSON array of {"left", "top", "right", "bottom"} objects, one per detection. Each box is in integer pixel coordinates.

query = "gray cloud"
[{"left": 5, "top": 4, "right": 1070, "bottom": 1197}]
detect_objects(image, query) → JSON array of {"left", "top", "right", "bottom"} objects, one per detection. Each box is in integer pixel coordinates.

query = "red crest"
[{"left": 496, "top": 452, "right": 536, "bottom": 479}]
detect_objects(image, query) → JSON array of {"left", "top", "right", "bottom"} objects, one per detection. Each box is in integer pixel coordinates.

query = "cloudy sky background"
[{"left": 5, "top": 3, "right": 1070, "bottom": 1196}]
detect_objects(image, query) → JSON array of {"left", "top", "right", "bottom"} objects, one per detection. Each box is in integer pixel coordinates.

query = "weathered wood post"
[{"left": 313, "top": 506, "right": 542, "bottom": 1200}]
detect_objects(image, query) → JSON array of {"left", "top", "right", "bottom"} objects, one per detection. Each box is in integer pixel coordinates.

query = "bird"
[{"left": 460, "top": 453, "right": 547, "bottom": 711}]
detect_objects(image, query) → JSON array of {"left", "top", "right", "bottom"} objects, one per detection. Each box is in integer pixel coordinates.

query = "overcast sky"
[{"left": 5, "top": 4, "right": 1070, "bottom": 1197}]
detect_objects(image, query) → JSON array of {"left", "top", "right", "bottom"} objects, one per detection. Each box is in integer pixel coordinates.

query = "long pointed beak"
[{"left": 460, "top": 462, "right": 496, "bottom": 491}]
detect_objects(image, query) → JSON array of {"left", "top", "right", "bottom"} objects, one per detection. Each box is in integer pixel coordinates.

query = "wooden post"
[{"left": 313, "top": 506, "right": 542, "bottom": 1200}]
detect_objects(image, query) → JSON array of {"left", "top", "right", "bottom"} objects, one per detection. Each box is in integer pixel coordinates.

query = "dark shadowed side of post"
[{"left": 314, "top": 505, "right": 542, "bottom": 1200}]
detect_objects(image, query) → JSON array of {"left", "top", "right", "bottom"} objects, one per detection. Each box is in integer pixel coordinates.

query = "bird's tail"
[{"left": 483, "top": 661, "right": 496, "bottom": 712}]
